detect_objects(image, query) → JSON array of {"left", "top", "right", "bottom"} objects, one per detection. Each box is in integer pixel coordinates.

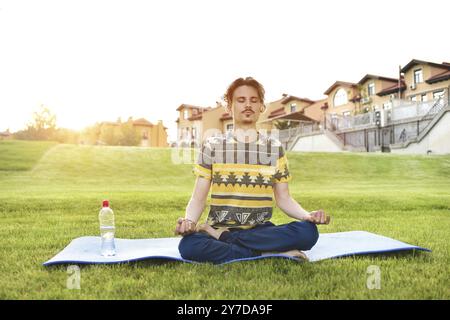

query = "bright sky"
[{"left": 0, "top": 0, "right": 449, "bottom": 142}]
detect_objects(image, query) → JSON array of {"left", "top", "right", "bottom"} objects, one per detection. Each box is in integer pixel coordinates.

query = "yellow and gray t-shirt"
[{"left": 193, "top": 132, "right": 291, "bottom": 229}]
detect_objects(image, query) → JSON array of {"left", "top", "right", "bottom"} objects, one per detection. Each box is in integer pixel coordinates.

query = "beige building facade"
[
  {"left": 322, "top": 81, "right": 360, "bottom": 118},
  {"left": 357, "top": 75, "right": 401, "bottom": 111},
  {"left": 0, "top": 129, "right": 13, "bottom": 140},
  {"left": 175, "top": 58, "right": 449, "bottom": 145},
  {"left": 401, "top": 59, "right": 450, "bottom": 103},
  {"left": 257, "top": 94, "right": 318, "bottom": 130},
  {"left": 100, "top": 118, "right": 168, "bottom": 147},
  {"left": 133, "top": 118, "right": 168, "bottom": 147}
]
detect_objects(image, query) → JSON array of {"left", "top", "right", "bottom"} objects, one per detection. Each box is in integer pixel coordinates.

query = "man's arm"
[
  {"left": 175, "top": 177, "right": 211, "bottom": 235},
  {"left": 273, "top": 182, "right": 330, "bottom": 224}
]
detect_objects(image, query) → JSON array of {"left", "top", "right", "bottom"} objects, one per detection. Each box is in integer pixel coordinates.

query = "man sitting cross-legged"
[{"left": 175, "top": 77, "right": 330, "bottom": 264}]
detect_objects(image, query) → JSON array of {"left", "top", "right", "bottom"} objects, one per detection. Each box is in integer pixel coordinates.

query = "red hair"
[{"left": 224, "top": 77, "right": 265, "bottom": 106}]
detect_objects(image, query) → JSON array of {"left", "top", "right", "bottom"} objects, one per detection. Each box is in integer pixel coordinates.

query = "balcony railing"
[
  {"left": 277, "top": 123, "right": 323, "bottom": 149},
  {"left": 389, "top": 99, "right": 439, "bottom": 121},
  {"left": 323, "top": 98, "right": 447, "bottom": 132},
  {"left": 326, "top": 112, "right": 375, "bottom": 131}
]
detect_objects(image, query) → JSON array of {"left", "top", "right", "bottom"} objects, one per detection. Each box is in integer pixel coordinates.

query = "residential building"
[
  {"left": 257, "top": 94, "right": 319, "bottom": 130},
  {"left": 176, "top": 104, "right": 210, "bottom": 144},
  {"left": 176, "top": 95, "right": 321, "bottom": 145},
  {"left": 357, "top": 74, "right": 403, "bottom": 111},
  {"left": 0, "top": 129, "right": 13, "bottom": 140},
  {"left": 133, "top": 118, "right": 168, "bottom": 147},
  {"left": 99, "top": 118, "right": 168, "bottom": 147},
  {"left": 304, "top": 98, "right": 329, "bottom": 124},
  {"left": 322, "top": 81, "right": 360, "bottom": 118},
  {"left": 400, "top": 59, "right": 450, "bottom": 103},
  {"left": 177, "top": 102, "right": 237, "bottom": 144},
  {"left": 175, "top": 58, "right": 449, "bottom": 150}
]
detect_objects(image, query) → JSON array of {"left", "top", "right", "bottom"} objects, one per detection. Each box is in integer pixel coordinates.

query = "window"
[
  {"left": 183, "top": 110, "right": 189, "bottom": 119},
  {"left": 413, "top": 69, "right": 423, "bottom": 84},
  {"left": 368, "top": 83, "right": 375, "bottom": 96},
  {"left": 383, "top": 102, "right": 392, "bottom": 110},
  {"left": 421, "top": 94, "right": 428, "bottom": 102},
  {"left": 192, "top": 127, "right": 197, "bottom": 140},
  {"left": 433, "top": 90, "right": 445, "bottom": 101},
  {"left": 226, "top": 123, "right": 233, "bottom": 132},
  {"left": 410, "top": 96, "right": 417, "bottom": 102},
  {"left": 290, "top": 103, "right": 297, "bottom": 113},
  {"left": 330, "top": 113, "right": 338, "bottom": 128},
  {"left": 342, "top": 111, "right": 351, "bottom": 117},
  {"left": 333, "top": 88, "right": 348, "bottom": 107}
]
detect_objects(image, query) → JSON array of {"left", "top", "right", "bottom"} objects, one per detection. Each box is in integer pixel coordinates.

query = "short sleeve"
[
  {"left": 192, "top": 140, "right": 213, "bottom": 180},
  {"left": 273, "top": 145, "right": 292, "bottom": 183}
]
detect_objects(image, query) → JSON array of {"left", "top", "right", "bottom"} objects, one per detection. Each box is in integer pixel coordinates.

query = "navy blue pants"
[{"left": 178, "top": 221, "right": 319, "bottom": 264}]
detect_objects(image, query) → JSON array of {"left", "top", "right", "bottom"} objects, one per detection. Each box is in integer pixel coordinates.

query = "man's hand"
[
  {"left": 174, "top": 217, "right": 197, "bottom": 236},
  {"left": 304, "top": 209, "right": 331, "bottom": 225}
]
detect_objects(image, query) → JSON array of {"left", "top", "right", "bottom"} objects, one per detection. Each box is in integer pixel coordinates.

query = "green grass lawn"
[{"left": 0, "top": 140, "right": 449, "bottom": 299}]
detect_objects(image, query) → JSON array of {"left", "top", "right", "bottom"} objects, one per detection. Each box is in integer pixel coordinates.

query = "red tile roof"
[
  {"left": 188, "top": 114, "right": 203, "bottom": 121},
  {"left": 401, "top": 59, "right": 450, "bottom": 73},
  {"left": 426, "top": 69, "right": 450, "bottom": 84},
  {"left": 133, "top": 118, "right": 154, "bottom": 127},
  {"left": 324, "top": 81, "right": 357, "bottom": 95},
  {"left": 220, "top": 112, "right": 232, "bottom": 121},
  {"left": 376, "top": 81, "right": 407, "bottom": 96},
  {"left": 268, "top": 107, "right": 286, "bottom": 119},
  {"left": 260, "top": 110, "right": 316, "bottom": 123},
  {"left": 280, "top": 95, "right": 315, "bottom": 105},
  {"left": 357, "top": 74, "right": 399, "bottom": 85}
]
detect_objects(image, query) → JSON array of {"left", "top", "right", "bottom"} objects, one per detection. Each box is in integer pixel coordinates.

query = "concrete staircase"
[{"left": 390, "top": 102, "right": 449, "bottom": 150}]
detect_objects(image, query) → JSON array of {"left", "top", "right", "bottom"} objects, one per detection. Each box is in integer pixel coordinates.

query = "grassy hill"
[
  {"left": 0, "top": 140, "right": 58, "bottom": 171},
  {"left": 0, "top": 140, "right": 449, "bottom": 299}
]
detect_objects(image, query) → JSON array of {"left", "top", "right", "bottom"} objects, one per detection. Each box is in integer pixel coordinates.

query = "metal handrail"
[{"left": 417, "top": 97, "right": 448, "bottom": 137}]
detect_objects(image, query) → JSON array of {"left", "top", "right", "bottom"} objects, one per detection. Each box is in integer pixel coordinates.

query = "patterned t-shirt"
[{"left": 193, "top": 132, "right": 291, "bottom": 229}]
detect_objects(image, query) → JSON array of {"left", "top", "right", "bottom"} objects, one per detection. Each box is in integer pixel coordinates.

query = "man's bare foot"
[
  {"left": 196, "top": 223, "right": 229, "bottom": 240},
  {"left": 262, "top": 249, "right": 309, "bottom": 261}
]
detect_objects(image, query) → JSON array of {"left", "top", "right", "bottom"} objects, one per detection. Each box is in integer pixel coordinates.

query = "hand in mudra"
[
  {"left": 174, "top": 218, "right": 197, "bottom": 236},
  {"left": 305, "top": 209, "right": 331, "bottom": 225}
]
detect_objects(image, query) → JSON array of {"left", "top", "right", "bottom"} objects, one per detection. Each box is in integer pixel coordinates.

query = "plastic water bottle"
[{"left": 99, "top": 200, "right": 116, "bottom": 256}]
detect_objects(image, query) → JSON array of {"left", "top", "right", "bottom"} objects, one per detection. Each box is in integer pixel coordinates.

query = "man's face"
[{"left": 229, "top": 85, "right": 263, "bottom": 126}]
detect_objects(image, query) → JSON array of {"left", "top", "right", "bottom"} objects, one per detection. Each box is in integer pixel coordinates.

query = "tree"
[
  {"left": 80, "top": 123, "right": 102, "bottom": 145},
  {"left": 118, "top": 117, "right": 141, "bottom": 146},
  {"left": 96, "top": 117, "right": 141, "bottom": 146},
  {"left": 53, "top": 128, "right": 80, "bottom": 144},
  {"left": 99, "top": 124, "right": 117, "bottom": 145},
  {"left": 15, "top": 105, "right": 57, "bottom": 141},
  {"left": 273, "top": 120, "right": 296, "bottom": 130}
]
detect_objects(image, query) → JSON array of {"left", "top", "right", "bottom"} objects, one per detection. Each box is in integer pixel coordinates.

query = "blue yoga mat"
[{"left": 43, "top": 231, "right": 430, "bottom": 266}]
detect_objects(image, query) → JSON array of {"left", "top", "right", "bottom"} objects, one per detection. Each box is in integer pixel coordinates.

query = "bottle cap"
[{"left": 102, "top": 200, "right": 109, "bottom": 207}]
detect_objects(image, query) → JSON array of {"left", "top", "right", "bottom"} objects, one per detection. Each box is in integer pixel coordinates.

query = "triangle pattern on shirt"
[{"left": 235, "top": 212, "right": 251, "bottom": 224}]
